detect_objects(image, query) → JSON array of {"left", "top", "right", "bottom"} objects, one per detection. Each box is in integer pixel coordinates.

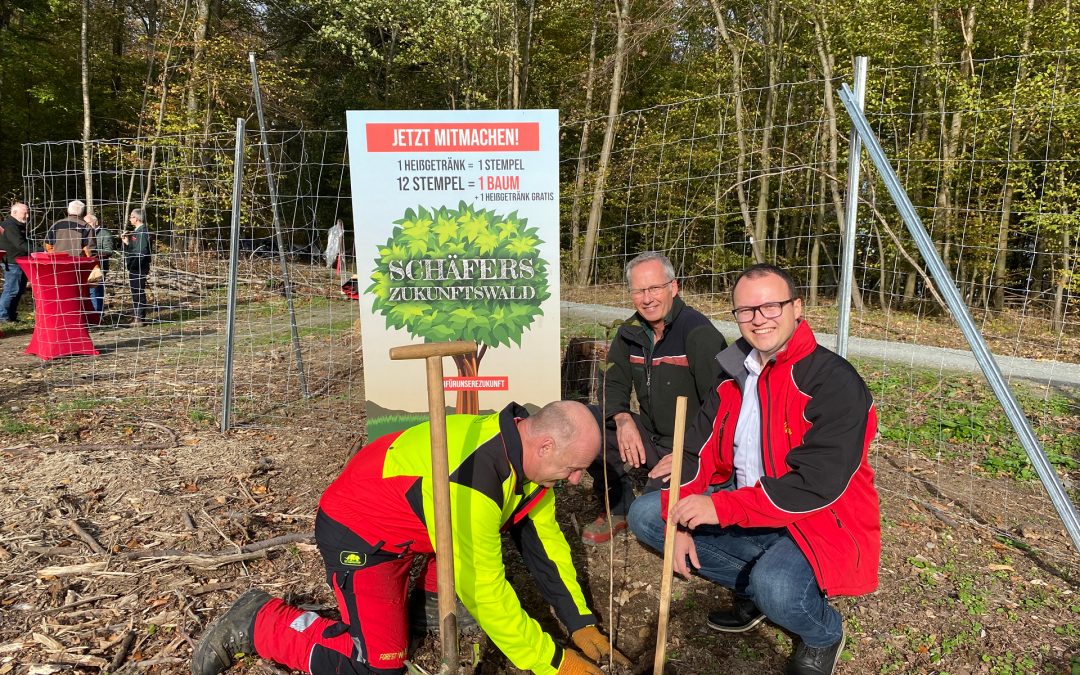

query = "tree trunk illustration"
[{"left": 452, "top": 345, "right": 487, "bottom": 414}]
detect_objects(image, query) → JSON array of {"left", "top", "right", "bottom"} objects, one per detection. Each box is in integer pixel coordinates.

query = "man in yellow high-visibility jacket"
[{"left": 193, "top": 400, "right": 629, "bottom": 675}]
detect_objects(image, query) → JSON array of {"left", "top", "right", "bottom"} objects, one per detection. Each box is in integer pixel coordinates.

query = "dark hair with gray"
[
  {"left": 129, "top": 208, "right": 146, "bottom": 224},
  {"left": 625, "top": 251, "right": 675, "bottom": 285},
  {"left": 731, "top": 263, "right": 799, "bottom": 303}
]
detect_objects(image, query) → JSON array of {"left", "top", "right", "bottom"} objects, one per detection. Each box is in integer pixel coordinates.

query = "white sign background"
[{"left": 346, "top": 109, "right": 561, "bottom": 416}]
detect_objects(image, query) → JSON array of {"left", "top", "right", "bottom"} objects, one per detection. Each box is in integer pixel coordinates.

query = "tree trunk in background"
[
  {"left": 900, "top": 54, "right": 933, "bottom": 310},
  {"left": 809, "top": 170, "right": 827, "bottom": 306},
  {"left": 931, "top": 4, "right": 975, "bottom": 290},
  {"left": 875, "top": 224, "right": 888, "bottom": 310},
  {"left": 181, "top": 0, "right": 210, "bottom": 250},
  {"left": 903, "top": 271, "right": 916, "bottom": 304},
  {"left": 992, "top": 0, "right": 1034, "bottom": 311},
  {"left": 126, "top": 0, "right": 163, "bottom": 214},
  {"left": 111, "top": 0, "right": 124, "bottom": 96},
  {"left": 519, "top": 0, "right": 535, "bottom": 106},
  {"left": 81, "top": 0, "right": 94, "bottom": 213},
  {"left": 710, "top": 0, "right": 764, "bottom": 263},
  {"left": 712, "top": 79, "right": 728, "bottom": 292},
  {"left": 752, "top": 0, "right": 781, "bottom": 260},
  {"left": 576, "top": 0, "right": 629, "bottom": 287},
  {"left": 569, "top": 5, "right": 599, "bottom": 274},
  {"left": 186, "top": 0, "right": 209, "bottom": 128},
  {"left": 1052, "top": 227, "right": 1071, "bottom": 332},
  {"left": 805, "top": 117, "right": 825, "bottom": 305},
  {"left": 509, "top": 1, "right": 520, "bottom": 107},
  {"left": 139, "top": 0, "right": 189, "bottom": 213},
  {"left": 811, "top": 7, "right": 864, "bottom": 311}
]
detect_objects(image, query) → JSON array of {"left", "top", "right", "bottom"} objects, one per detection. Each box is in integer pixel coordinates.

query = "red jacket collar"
[
  {"left": 770, "top": 319, "right": 817, "bottom": 366},
  {"left": 721, "top": 319, "right": 818, "bottom": 376}
]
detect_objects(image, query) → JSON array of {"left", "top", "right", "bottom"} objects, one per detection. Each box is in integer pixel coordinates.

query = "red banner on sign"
[
  {"left": 366, "top": 123, "right": 539, "bottom": 152},
  {"left": 443, "top": 376, "right": 510, "bottom": 391}
]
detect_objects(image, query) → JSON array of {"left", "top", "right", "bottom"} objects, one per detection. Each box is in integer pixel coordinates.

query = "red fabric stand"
[{"left": 16, "top": 253, "right": 100, "bottom": 360}]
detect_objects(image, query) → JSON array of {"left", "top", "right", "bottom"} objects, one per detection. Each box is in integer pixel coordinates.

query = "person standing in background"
[
  {"left": 45, "top": 200, "right": 91, "bottom": 256},
  {"left": 121, "top": 208, "right": 152, "bottom": 326},
  {"left": 84, "top": 213, "right": 114, "bottom": 322},
  {"left": 0, "top": 202, "right": 31, "bottom": 323}
]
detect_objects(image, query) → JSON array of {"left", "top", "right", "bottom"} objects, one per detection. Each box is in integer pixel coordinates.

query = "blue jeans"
[
  {"left": 0, "top": 263, "right": 28, "bottom": 322},
  {"left": 88, "top": 260, "right": 108, "bottom": 315},
  {"left": 627, "top": 490, "right": 843, "bottom": 647},
  {"left": 586, "top": 405, "right": 667, "bottom": 516}
]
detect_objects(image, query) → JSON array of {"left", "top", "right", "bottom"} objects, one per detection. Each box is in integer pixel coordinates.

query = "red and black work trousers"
[{"left": 252, "top": 510, "right": 436, "bottom": 674}]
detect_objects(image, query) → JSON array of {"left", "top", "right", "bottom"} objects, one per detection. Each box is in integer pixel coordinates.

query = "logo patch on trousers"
[{"left": 339, "top": 551, "right": 367, "bottom": 566}]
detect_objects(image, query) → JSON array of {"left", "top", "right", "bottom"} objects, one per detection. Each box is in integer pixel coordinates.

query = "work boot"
[
  {"left": 581, "top": 514, "right": 628, "bottom": 545},
  {"left": 408, "top": 589, "right": 479, "bottom": 634},
  {"left": 786, "top": 626, "right": 845, "bottom": 675},
  {"left": 191, "top": 589, "right": 271, "bottom": 675},
  {"left": 706, "top": 596, "right": 766, "bottom": 633}
]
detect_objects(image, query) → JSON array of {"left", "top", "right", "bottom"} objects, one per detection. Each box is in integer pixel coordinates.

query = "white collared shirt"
[{"left": 733, "top": 350, "right": 765, "bottom": 488}]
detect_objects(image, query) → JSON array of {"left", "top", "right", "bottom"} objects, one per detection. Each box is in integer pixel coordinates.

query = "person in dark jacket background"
[
  {"left": 581, "top": 251, "right": 727, "bottom": 545},
  {"left": 121, "top": 208, "right": 152, "bottom": 326},
  {"left": 627, "top": 263, "right": 880, "bottom": 675},
  {"left": 45, "top": 200, "right": 91, "bottom": 256},
  {"left": 85, "top": 213, "right": 114, "bottom": 321},
  {"left": 0, "top": 202, "right": 31, "bottom": 322}
]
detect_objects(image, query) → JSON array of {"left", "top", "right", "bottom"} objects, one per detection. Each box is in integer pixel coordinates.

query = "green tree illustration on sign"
[{"left": 366, "top": 202, "right": 551, "bottom": 414}]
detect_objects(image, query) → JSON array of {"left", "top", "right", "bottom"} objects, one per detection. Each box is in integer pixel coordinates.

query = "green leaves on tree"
[{"left": 366, "top": 201, "right": 551, "bottom": 350}]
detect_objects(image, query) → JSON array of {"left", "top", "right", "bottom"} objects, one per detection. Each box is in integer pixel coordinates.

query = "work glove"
[
  {"left": 556, "top": 648, "right": 603, "bottom": 675},
  {"left": 571, "top": 625, "right": 632, "bottom": 667}
]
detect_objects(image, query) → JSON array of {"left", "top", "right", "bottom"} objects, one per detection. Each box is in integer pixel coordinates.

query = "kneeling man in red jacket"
[{"left": 628, "top": 263, "right": 879, "bottom": 675}]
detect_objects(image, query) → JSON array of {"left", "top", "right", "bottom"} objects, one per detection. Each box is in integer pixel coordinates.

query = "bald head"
[
  {"left": 534, "top": 400, "right": 600, "bottom": 454},
  {"left": 521, "top": 401, "right": 601, "bottom": 487}
]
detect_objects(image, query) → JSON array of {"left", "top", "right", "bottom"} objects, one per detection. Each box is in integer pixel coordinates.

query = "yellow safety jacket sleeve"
[{"left": 407, "top": 405, "right": 595, "bottom": 674}]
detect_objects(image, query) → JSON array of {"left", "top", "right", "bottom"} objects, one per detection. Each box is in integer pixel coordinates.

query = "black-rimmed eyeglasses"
[
  {"left": 629, "top": 280, "right": 674, "bottom": 299},
  {"left": 732, "top": 298, "right": 795, "bottom": 323}
]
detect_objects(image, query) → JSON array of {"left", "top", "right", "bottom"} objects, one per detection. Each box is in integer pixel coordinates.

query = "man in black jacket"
[
  {"left": 582, "top": 251, "right": 727, "bottom": 544},
  {"left": 0, "top": 202, "right": 31, "bottom": 322},
  {"left": 121, "top": 208, "right": 152, "bottom": 326}
]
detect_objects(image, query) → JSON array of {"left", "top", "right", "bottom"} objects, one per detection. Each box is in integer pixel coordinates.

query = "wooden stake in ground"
[
  {"left": 653, "top": 396, "right": 688, "bottom": 675},
  {"left": 389, "top": 340, "right": 477, "bottom": 675}
]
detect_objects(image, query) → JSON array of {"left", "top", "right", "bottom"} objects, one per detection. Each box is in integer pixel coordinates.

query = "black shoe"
[
  {"left": 706, "top": 597, "right": 766, "bottom": 633},
  {"left": 786, "top": 626, "right": 845, "bottom": 675},
  {"left": 191, "top": 589, "right": 271, "bottom": 675},
  {"left": 408, "top": 589, "right": 479, "bottom": 634}
]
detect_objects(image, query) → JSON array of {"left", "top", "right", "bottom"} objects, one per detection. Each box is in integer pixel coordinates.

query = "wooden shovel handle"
[{"left": 654, "top": 396, "right": 688, "bottom": 675}]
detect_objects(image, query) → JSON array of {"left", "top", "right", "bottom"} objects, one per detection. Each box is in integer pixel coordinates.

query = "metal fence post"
[
  {"left": 836, "top": 56, "right": 867, "bottom": 357},
  {"left": 249, "top": 51, "right": 310, "bottom": 398},
  {"left": 838, "top": 83, "right": 1080, "bottom": 555},
  {"left": 222, "top": 118, "right": 245, "bottom": 433}
]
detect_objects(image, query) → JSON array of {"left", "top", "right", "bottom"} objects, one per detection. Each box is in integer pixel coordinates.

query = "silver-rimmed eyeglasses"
[
  {"left": 732, "top": 298, "right": 795, "bottom": 323},
  {"left": 629, "top": 280, "right": 674, "bottom": 299}
]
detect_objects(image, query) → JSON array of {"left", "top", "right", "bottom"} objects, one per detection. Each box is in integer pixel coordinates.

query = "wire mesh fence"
[
  {"left": 12, "top": 51, "right": 1079, "bottom": 572},
  {"left": 18, "top": 129, "right": 363, "bottom": 434}
]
